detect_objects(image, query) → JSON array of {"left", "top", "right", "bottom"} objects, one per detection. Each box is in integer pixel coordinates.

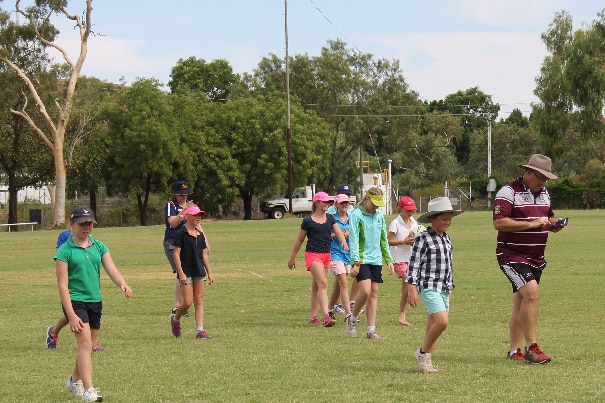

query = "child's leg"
[
  {"left": 422, "top": 310, "right": 449, "bottom": 353},
  {"left": 53, "top": 315, "right": 68, "bottom": 335},
  {"left": 175, "top": 283, "right": 193, "bottom": 320},
  {"left": 399, "top": 279, "right": 411, "bottom": 325},
  {"left": 72, "top": 324, "right": 93, "bottom": 390},
  {"left": 352, "top": 279, "right": 370, "bottom": 316},
  {"left": 174, "top": 279, "right": 183, "bottom": 310},
  {"left": 309, "top": 262, "right": 330, "bottom": 316},
  {"left": 328, "top": 278, "right": 340, "bottom": 310},
  {"left": 365, "top": 281, "right": 379, "bottom": 326},
  {"left": 349, "top": 277, "right": 359, "bottom": 303},
  {"left": 192, "top": 280, "right": 207, "bottom": 328},
  {"left": 335, "top": 274, "right": 351, "bottom": 315}
]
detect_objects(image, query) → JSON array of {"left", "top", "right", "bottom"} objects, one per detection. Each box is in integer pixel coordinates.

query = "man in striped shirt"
[{"left": 493, "top": 154, "right": 567, "bottom": 364}]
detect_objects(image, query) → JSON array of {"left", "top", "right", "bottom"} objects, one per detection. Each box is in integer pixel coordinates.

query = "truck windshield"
[{"left": 292, "top": 187, "right": 306, "bottom": 198}]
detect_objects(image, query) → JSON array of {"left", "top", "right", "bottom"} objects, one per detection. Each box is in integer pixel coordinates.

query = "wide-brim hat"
[
  {"left": 518, "top": 154, "right": 558, "bottom": 180},
  {"left": 417, "top": 197, "right": 463, "bottom": 223}
]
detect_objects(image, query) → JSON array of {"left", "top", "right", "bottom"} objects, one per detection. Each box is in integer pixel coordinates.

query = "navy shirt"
[
  {"left": 173, "top": 227, "right": 208, "bottom": 278},
  {"left": 164, "top": 198, "right": 185, "bottom": 242},
  {"left": 301, "top": 214, "right": 336, "bottom": 253}
]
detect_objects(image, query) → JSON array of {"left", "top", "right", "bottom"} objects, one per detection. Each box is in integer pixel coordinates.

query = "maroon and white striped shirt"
[{"left": 493, "top": 177, "right": 554, "bottom": 268}]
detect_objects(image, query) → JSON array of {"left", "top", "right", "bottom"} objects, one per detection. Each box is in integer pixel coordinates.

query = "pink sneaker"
[
  {"left": 525, "top": 343, "right": 551, "bottom": 364},
  {"left": 196, "top": 330, "right": 211, "bottom": 339},
  {"left": 507, "top": 348, "right": 524, "bottom": 361},
  {"left": 171, "top": 315, "right": 181, "bottom": 337},
  {"left": 308, "top": 316, "right": 321, "bottom": 326},
  {"left": 322, "top": 314, "right": 335, "bottom": 327}
]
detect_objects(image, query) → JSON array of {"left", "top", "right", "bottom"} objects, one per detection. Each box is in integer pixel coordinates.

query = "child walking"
[
  {"left": 47, "top": 228, "right": 105, "bottom": 352},
  {"left": 55, "top": 206, "right": 132, "bottom": 401},
  {"left": 406, "top": 197, "right": 462, "bottom": 372},
  {"left": 327, "top": 193, "right": 353, "bottom": 324},
  {"left": 347, "top": 187, "right": 394, "bottom": 339},
  {"left": 288, "top": 192, "right": 348, "bottom": 327},
  {"left": 388, "top": 196, "right": 418, "bottom": 326},
  {"left": 171, "top": 205, "right": 215, "bottom": 339}
]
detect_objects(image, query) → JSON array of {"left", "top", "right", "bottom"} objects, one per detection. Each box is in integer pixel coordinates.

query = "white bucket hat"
[{"left": 417, "top": 197, "right": 463, "bottom": 223}]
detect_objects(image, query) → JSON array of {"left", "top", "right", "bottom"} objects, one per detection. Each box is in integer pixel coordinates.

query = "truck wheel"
[{"left": 271, "top": 207, "right": 286, "bottom": 219}]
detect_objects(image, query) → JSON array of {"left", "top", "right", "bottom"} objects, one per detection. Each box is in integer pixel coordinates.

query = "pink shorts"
[
  {"left": 329, "top": 260, "right": 351, "bottom": 276},
  {"left": 394, "top": 262, "right": 409, "bottom": 279},
  {"left": 305, "top": 252, "right": 330, "bottom": 271}
]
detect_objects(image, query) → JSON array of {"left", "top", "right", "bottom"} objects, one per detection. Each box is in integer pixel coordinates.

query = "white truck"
[{"left": 260, "top": 185, "right": 356, "bottom": 219}]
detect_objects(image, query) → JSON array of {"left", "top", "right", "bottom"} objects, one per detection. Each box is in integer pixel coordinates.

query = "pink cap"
[
  {"left": 182, "top": 205, "right": 207, "bottom": 217},
  {"left": 334, "top": 193, "right": 350, "bottom": 204},
  {"left": 312, "top": 191, "right": 334, "bottom": 203},
  {"left": 398, "top": 196, "right": 417, "bottom": 211}
]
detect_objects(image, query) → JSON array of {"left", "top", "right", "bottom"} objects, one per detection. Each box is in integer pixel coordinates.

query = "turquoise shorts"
[{"left": 419, "top": 289, "right": 450, "bottom": 315}]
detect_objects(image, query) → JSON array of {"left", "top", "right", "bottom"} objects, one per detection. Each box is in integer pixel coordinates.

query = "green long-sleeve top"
[{"left": 349, "top": 206, "right": 393, "bottom": 266}]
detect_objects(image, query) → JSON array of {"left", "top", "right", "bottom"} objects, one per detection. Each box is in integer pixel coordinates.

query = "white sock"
[
  {"left": 196, "top": 326, "right": 204, "bottom": 332},
  {"left": 351, "top": 315, "right": 358, "bottom": 322},
  {"left": 171, "top": 314, "right": 179, "bottom": 322},
  {"left": 368, "top": 325, "right": 375, "bottom": 333}
]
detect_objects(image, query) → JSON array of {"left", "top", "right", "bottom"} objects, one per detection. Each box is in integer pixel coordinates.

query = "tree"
[
  {"left": 102, "top": 78, "right": 177, "bottom": 225},
  {"left": 0, "top": 0, "right": 92, "bottom": 226},
  {"left": 247, "top": 39, "right": 422, "bottom": 191},
  {"left": 168, "top": 57, "right": 239, "bottom": 102},
  {"left": 192, "top": 93, "right": 331, "bottom": 220},
  {"left": 533, "top": 10, "right": 605, "bottom": 164},
  {"left": 427, "top": 87, "right": 500, "bottom": 166}
]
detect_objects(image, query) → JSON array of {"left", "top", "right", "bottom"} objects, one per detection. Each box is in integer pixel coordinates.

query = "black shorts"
[
  {"left": 355, "top": 264, "right": 383, "bottom": 283},
  {"left": 62, "top": 301, "right": 103, "bottom": 330},
  {"left": 499, "top": 262, "right": 543, "bottom": 293}
]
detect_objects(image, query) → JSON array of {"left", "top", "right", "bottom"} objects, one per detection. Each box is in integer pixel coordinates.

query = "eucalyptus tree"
[
  {"left": 0, "top": 0, "right": 93, "bottom": 226},
  {"left": 533, "top": 10, "right": 605, "bottom": 165}
]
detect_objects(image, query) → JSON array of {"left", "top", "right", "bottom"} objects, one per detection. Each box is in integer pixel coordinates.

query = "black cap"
[
  {"left": 171, "top": 180, "right": 192, "bottom": 195},
  {"left": 336, "top": 184, "right": 352, "bottom": 195},
  {"left": 70, "top": 206, "right": 97, "bottom": 224}
]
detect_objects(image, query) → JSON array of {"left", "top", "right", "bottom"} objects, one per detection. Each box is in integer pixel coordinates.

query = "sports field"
[{"left": 0, "top": 210, "right": 603, "bottom": 402}]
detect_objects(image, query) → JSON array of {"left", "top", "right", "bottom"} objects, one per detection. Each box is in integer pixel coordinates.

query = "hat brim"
[
  {"left": 417, "top": 209, "right": 463, "bottom": 224},
  {"left": 173, "top": 188, "right": 193, "bottom": 195},
  {"left": 518, "top": 164, "right": 558, "bottom": 180},
  {"left": 72, "top": 217, "right": 97, "bottom": 224},
  {"left": 366, "top": 193, "right": 385, "bottom": 207}
]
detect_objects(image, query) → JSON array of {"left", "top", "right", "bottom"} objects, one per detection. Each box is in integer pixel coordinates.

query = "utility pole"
[{"left": 285, "top": 0, "right": 293, "bottom": 214}]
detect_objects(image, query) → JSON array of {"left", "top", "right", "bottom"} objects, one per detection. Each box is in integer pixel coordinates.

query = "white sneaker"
[
  {"left": 345, "top": 315, "right": 357, "bottom": 338},
  {"left": 82, "top": 386, "right": 103, "bottom": 402},
  {"left": 414, "top": 349, "right": 441, "bottom": 373},
  {"left": 66, "top": 376, "right": 84, "bottom": 396}
]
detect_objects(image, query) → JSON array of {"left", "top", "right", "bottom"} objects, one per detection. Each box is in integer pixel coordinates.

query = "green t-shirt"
[{"left": 54, "top": 236, "right": 109, "bottom": 302}]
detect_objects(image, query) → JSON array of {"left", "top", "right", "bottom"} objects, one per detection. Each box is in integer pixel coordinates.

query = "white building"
[{"left": 0, "top": 184, "right": 52, "bottom": 205}]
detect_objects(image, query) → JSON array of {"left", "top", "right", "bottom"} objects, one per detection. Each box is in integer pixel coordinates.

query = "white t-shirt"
[{"left": 388, "top": 214, "right": 417, "bottom": 263}]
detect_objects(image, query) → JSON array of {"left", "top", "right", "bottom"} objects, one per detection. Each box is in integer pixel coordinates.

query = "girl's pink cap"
[
  {"left": 183, "top": 205, "right": 206, "bottom": 217},
  {"left": 312, "top": 191, "right": 334, "bottom": 203},
  {"left": 334, "top": 193, "right": 350, "bottom": 203}
]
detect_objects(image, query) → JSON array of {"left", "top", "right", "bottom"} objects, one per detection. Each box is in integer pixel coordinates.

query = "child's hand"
[
  {"left": 387, "top": 262, "right": 395, "bottom": 275},
  {"left": 287, "top": 259, "right": 296, "bottom": 270},
  {"left": 207, "top": 272, "right": 214, "bottom": 285},
  {"left": 121, "top": 284, "right": 133, "bottom": 298},
  {"left": 407, "top": 284, "right": 419, "bottom": 308}
]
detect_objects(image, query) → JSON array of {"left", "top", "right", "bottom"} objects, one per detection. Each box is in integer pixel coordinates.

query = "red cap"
[{"left": 398, "top": 196, "right": 417, "bottom": 211}]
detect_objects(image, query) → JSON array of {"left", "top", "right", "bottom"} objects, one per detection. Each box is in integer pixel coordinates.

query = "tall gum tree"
[{"left": 0, "top": 0, "right": 92, "bottom": 226}]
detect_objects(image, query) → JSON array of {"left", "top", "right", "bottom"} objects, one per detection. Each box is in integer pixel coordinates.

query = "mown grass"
[{"left": 0, "top": 211, "right": 604, "bottom": 402}]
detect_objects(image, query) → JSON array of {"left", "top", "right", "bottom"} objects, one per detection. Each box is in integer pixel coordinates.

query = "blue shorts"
[
  {"left": 178, "top": 276, "right": 206, "bottom": 285},
  {"left": 62, "top": 301, "right": 102, "bottom": 330},
  {"left": 419, "top": 289, "right": 449, "bottom": 315},
  {"left": 355, "top": 264, "right": 383, "bottom": 283}
]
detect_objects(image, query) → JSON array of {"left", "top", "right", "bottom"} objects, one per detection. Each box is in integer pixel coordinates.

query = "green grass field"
[{"left": 1, "top": 211, "right": 604, "bottom": 402}]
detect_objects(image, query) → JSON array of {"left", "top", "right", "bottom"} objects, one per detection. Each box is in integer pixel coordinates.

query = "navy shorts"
[
  {"left": 500, "top": 262, "right": 543, "bottom": 293},
  {"left": 62, "top": 301, "right": 103, "bottom": 330},
  {"left": 355, "top": 264, "right": 383, "bottom": 283}
]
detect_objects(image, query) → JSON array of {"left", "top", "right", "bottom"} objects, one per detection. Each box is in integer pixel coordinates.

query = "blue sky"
[{"left": 39, "top": 0, "right": 605, "bottom": 118}]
